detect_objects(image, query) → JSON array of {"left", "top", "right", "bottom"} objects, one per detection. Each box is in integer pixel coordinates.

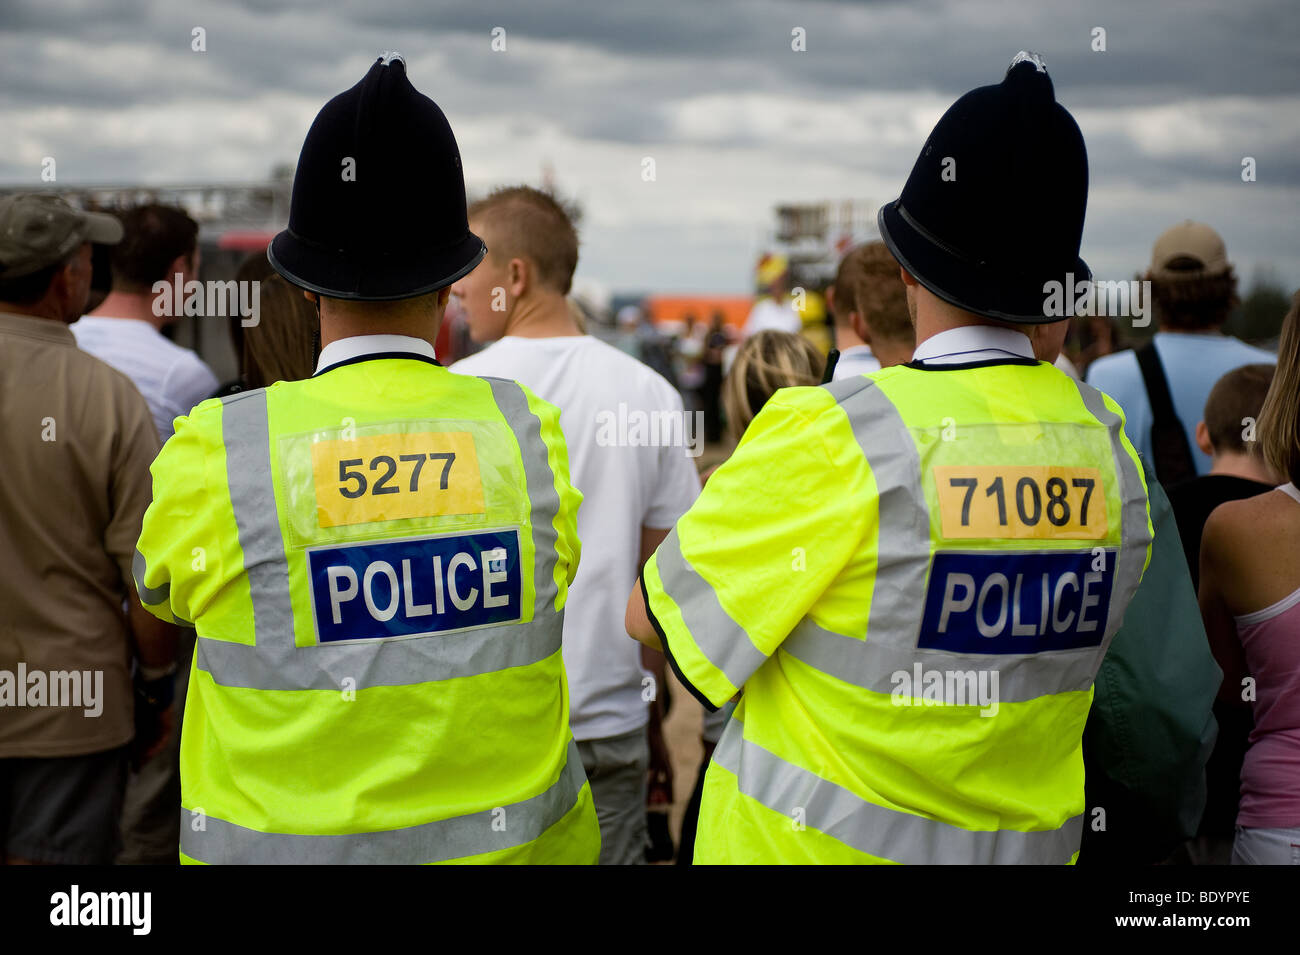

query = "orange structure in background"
[{"left": 644, "top": 295, "right": 753, "bottom": 331}]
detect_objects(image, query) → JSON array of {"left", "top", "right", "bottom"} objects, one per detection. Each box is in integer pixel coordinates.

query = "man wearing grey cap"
[
  {"left": 1086, "top": 221, "right": 1276, "bottom": 484},
  {"left": 0, "top": 193, "right": 177, "bottom": 865}
]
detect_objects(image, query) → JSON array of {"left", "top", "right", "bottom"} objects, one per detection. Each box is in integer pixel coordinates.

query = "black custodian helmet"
[
  {"left": 877, "top": 52, "right": 1090, "bottom": 324},
  {"left": 269, "top": 53, "right": 486, "bottom": 301}
]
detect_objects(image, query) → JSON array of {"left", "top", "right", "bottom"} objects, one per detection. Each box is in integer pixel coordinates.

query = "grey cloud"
[{"left": 0, "top": 0, "right": 1296, "bottom": 288}]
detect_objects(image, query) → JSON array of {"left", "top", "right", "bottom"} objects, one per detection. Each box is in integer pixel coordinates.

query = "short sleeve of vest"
[
  {"left": 134, "top": 398, "right": 226, "bottom": 627},
  {"left": 641, "top": 387, "right": 869, "bottom": 708},
  {"left": 520, "top": 385, "right": 582, "bottom": 609}
]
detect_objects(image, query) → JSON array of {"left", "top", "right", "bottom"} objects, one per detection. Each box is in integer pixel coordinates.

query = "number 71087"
[{"left": 932, "top": 465, "right": 1108, "bottom": 540}]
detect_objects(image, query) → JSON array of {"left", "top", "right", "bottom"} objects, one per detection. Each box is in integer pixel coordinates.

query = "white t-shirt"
[
  {"left": 72, "top": 316, "right": 220, "bottom": 441},
  {"left": 832, "top": 344, "right": 882, "bottom": 380},
  {"left": 743, "top": 298, "right": 802, "bottom": 338},
  {"left": 452, "top": 335, "right": 701, "bottom": 740}
]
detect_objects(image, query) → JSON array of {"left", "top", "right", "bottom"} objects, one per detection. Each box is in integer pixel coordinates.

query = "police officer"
[
  {"left": 135, "top": 54, "right": 599, "bottom": 864},
  {"left": 626, "top": 53, "right": 1153, "bottom": 864}
]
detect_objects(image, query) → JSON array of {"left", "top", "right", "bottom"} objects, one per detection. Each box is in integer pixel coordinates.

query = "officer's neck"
[
  {"left": 503, "top": 294, "right": 583, "bottom": 339},
  {"left": 318, "top": 297, "right": 443, "bottom": 352},
  {"left": 913, "top": 297, "right": 1022, "bottom": 347}
]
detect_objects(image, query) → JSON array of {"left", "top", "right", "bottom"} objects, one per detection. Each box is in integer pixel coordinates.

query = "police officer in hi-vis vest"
[
  {"left": 626, "top": 52, "right": 1153, "bottom": 864},
  {"left": 135, "top": 54, "right": 599, "bottom": 864}
]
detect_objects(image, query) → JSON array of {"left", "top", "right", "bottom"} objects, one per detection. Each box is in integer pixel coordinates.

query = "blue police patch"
[
  {"left": 919, "top": 550, "right": 1114, "bottom": 654},
  {"left": 307, "top": 528, "right": 522, "bottom": 644}
]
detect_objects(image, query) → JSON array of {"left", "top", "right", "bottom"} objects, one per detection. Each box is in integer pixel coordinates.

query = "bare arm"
[
  {"left": 127, "top": 587, "right": 179, "bottom": 672},
  {"left": 640, "top": 525, "right": 668, "bottom": 568},
  {"left": 636, "top": 526, "right": 669, "bottom": 660},
  {"left": 1199, "top": 510, "right": 1249, "bottom": 706},
  {"left": 628, "top": 527, "right": 669, "bottom": 649},
  {"left": 627, "top": 576, "right": 662, "bottom": 651}
]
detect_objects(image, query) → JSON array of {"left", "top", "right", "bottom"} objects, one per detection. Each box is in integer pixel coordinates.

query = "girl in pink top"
[{"left": 1201, "top": 293, "right": 1300, "bottom": 865}]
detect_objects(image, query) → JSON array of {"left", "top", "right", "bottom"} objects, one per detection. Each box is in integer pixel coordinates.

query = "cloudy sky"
[{"left": 2, "top": 0, "right": 1297, "bottom": 295}]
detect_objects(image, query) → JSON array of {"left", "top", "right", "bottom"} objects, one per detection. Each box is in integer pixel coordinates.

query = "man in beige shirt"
[{"left": 0, "top": 194, "right": 176, "bottom": 864}]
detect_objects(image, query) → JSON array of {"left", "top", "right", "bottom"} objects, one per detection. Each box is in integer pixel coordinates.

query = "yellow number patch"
[
  {"left": 933, "top": 465, "right": 1107, "bottom": 540},
  {"left": 311, "top": 431, "right": 485, "bottom": 528}
]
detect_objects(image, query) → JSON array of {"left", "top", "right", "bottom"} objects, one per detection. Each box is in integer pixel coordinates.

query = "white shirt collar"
[
  {"left": 315, "top": 334, "right": 437, "bottom": 374},
  {"left": 910, "top": 325, "right": 1035, "bottom": 366},
  {"left": 838, "top": 343, "right": 874, "bottom": 358}
]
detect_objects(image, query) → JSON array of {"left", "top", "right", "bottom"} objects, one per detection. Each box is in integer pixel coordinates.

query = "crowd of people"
[{"left": 0, "top": 51, "right": 1296, "bottom": 866}]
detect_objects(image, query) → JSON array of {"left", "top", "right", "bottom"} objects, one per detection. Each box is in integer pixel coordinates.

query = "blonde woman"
[
  {"left": 1200, "top": 291, "right": 1300, "bottom": 865},
  {"left": 721, "top": 329, "right": 826, "bottom": 446}
]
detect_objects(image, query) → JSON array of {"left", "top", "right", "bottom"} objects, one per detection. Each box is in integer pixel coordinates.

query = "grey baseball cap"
[{"left": 0, "top": 193, "right": 123, "bottom": 280}]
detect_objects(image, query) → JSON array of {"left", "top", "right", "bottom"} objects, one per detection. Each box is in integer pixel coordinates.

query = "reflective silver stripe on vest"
[
  {"left": 483, "top": 377, "right": 561, "bottom": 615},
  {"left": 1072, "top": 380, "right": 1152, "bottom": 646},
  {"left": 654, "top": 525, "right": 767, "bottom": 690},
  {"left": 820, "top": 377, "right": 932, "bottom": 644},
  {"left": 783, "top": 615, "right": 1102, "bottom": 702},
  {"left": 222, "top": 390, "right": 294, "bottom": 650},
  {"left": 180, "top": 737, "right": 587, "bottom": 864},
  {"left": 133, "top": 547, "right": 169, "bottom": 605},
  {"left": 714, "top": 718, "right": 1081, "bottom": 864},
  {"left": 194, "top": 610, "right": 563, "bottom": 690}
]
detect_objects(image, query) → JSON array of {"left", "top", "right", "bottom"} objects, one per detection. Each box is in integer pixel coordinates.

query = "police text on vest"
[
  {"left": 308, "top": 529, "right": 522, "bottom": 643},
  {"left": 919, "top": 551, "right": 1115, "bottom": 653}
]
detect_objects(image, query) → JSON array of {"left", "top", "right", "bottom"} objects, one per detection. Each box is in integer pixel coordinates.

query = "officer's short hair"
[
  {"left": 832, "top": 242, "right": 914, "bottom": 346},
  {"left": 1204, "top": 363, "right": 1275, "bottom": 455},
  {"left": 110, "top": 204, "right": 199, "bottom": 293},
  {"left": 468, "top": 187, "right": 579, "bottom": 295}
]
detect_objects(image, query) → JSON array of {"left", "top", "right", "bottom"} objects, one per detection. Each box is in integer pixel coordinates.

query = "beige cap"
[
  {"left": 1149, "top": 220, "right": 1229, "bottom": 280},
  {"left": 0, "top": 193, "right": 123, "bottom": 280}
]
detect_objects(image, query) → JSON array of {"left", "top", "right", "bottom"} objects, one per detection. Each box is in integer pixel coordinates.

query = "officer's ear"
[{"left": 898, "top": 267, "right": 919, "bottom": 288}]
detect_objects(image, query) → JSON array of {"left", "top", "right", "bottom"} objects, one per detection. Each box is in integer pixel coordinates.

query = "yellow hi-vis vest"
[
  {"left": 641, "top": 358, "right": 1152, "bottom": 864},
  {"left": 134, "top": 356, "right": 599, "bottom": 864}
]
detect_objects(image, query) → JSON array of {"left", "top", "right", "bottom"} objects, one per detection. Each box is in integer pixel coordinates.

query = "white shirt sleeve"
[{"left": 644, "top": 387, "right": 702, "bottom": 528}]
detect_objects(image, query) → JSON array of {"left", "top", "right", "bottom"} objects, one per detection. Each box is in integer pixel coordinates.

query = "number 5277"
[
  {"left": 310, "top": 430, "right": 486, "bottom": 528},
  {"left": 338, "top": 452, "right": 455, "bottom": 498}
]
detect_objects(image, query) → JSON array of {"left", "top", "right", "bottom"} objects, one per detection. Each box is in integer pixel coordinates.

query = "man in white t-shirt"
[
  {"left": 451, "top": 187, "right": 700, "bottom": 864},
  {"left": 72, "top": 204, "right": 219, "bottom": 441}
]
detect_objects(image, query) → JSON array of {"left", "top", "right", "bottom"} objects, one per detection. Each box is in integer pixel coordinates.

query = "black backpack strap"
[{"left": 1135, "top": 341, "right": 1197, "bottom": 485}]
